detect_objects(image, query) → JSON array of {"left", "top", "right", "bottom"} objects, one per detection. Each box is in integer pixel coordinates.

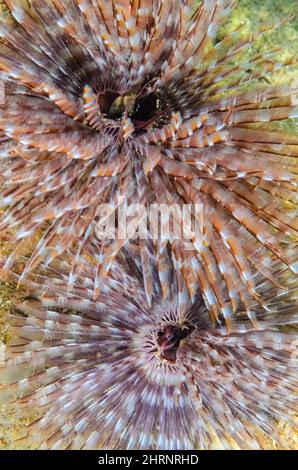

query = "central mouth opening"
[
  {"left": 98, "top": 91, "right": 160, "bottom": 131},
  {"left": 131, "top": 93, "right": 159, "bottom": 124},
  {"left": 156, "top": 323, "right": 194, "bottom": 362}
]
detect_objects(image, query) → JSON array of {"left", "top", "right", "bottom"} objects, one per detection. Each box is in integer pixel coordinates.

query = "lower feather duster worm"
[{"left": 0, "top": 253, "right": 297, "bottom": 449}]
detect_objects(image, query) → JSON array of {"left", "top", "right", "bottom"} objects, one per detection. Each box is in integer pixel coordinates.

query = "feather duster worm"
[
  {"left": 0, "top": 0, "right": 297, "bottom": 323},
  {"left": 0, "top": 251, "right": 297, "bottom": 450}
]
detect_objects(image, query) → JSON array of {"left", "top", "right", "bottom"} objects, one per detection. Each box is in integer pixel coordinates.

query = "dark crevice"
[
  {"left": 100, "top": 91, "right": 161, "bottom": 131},
  {"left": 157, "top": 323, "right": 194, "bottom": 362},
  {"left": 98, "top": 91, "right": 120, "bottom": 116}
]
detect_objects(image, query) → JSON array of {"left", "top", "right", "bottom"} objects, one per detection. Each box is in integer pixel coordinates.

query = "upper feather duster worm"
[
  {"left": 0, "top": 0, "right": 297, "bottom": 324},
  {"left": 0, "top": 251, "right": 297, "bottom": 450}
]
